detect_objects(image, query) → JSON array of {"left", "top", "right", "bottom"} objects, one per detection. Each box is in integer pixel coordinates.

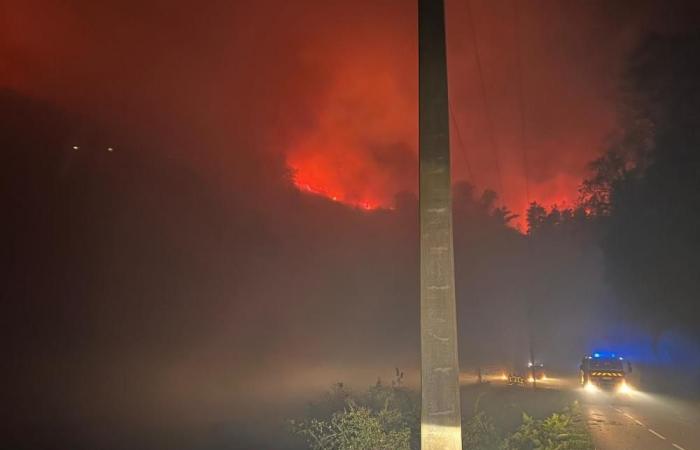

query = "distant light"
[
  {"left": 528, "top": 362, "right": 533, "bottom": 367},
  {"left": 619, "top": 357, "right": 624, "bottom": 360},
  {"left": 527, "top": 376, "right": 535, "bottom": 383},
  {"left": 107, "top": 147, "right": 114, "bottom": 152},
  {"left": 72, "top": 145, "right": 79, "bottom": 150},
  {"left": 594, "top": 353, "right": 600, "bottom": 358}
]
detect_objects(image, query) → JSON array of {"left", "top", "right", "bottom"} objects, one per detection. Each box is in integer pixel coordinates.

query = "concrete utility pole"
[{"left": 419, "top": 0, "right": 462, "bottom": 448}]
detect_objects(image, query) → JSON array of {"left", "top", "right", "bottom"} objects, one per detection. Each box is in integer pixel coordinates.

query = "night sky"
[{"left": 2, "top": 1, "right": 698, "bottom": 449}]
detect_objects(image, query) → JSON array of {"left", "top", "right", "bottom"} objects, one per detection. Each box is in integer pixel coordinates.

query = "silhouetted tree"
[
  {"left": 526, "top": 202, "right": 547, "bottom": 235},
  {"left": 586, "top": 31, "right": 700, "bottom": 336}
]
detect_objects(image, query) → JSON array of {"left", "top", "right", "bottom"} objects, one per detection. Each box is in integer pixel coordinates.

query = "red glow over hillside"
[
  {"left": 290, "top": 163, "right": 382, "bottom": 211},
  {"left": 280, "top": 0, "right": 619, "bottom": 225}
]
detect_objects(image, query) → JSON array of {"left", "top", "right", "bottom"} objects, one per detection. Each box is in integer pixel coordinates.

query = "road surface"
[
  {"left": 460, "top": 373, "right": 700, "bottom": 449},
  {"left": 576, "top": 381, "right": 700, "bottom": 450}
]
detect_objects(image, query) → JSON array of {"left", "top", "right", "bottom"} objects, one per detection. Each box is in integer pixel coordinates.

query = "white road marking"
[
  {"left": 648, "top": 428, "right": 666, "bottom": 440},
  {"left": 613, "top": 406, "right": 685, "bottom": 448},
  {"left": 615, "top": 407, "right": 644, "bottom": 427}
]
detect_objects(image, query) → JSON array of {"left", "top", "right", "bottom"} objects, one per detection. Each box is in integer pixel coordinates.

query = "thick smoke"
[{"left": 2, "top": 1, "right": 696, "bottom": 449}]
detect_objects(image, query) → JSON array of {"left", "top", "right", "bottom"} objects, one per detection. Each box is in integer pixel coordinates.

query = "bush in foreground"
[
  {"left": 503, "top": 402, "right": 593, "bottom": 450},
  {"left": 290, "top": 402, "right": 411, "bottom": 450},
  {"left": 290, "top": 380, "right": 593, "bottom": 450}
]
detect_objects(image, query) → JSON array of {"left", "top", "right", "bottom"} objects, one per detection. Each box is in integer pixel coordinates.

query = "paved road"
[
  {"left": 576, "top": 383, "right": 700, "bottom": 450},
  {"left": 463, "top": 374, "right": 700, "bottom": 449}
]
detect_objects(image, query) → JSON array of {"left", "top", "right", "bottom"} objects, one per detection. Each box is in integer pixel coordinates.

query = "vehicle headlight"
[
  {"left": 618, "top": 380, "right": 632, "bottom": 394},
  {"left": 585, "top": 382, "right": 598, "bottom": 393}
]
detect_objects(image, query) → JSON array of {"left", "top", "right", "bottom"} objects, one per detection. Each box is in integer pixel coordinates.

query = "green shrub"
[
  {"left": 290, "top": 402, "right": 411, "bottom": 450},
  {"left": 462, "top": 410, "right": 503, "bottom": 450},
  {"left": 502, "top": 402, "right": 594, "bottom": 450},
  {"left": 362, "top": 380, "right": 420, "bottom": 445},
  {"left": 291, "top": 378, "right": 418, "bottom": 450},
  {"left": 461, "top": 392, "right": 504, "bottom": 450}
]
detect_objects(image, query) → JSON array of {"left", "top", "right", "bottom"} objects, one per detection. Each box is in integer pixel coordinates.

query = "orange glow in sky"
[{"left": 282, "top": 0, "right": 623, "bottom": 224}]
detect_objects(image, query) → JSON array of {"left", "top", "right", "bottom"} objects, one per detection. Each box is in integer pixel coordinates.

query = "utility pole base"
[{"left": 421, "top": 424, "right": 462, "bottom": 450}]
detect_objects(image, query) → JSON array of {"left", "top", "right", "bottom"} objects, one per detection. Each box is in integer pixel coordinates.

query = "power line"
[
  {"left": 448, "top": 99, "right": 477, "bottom": 185},
  {"left": 464, "top": 0, "right": 506, "bottom": 202},
  {"left": 444, "top": 5, "right": 478, "bottom": 187},
  {"left": 512, "top": 0, "right": 531, "bottom": 207}
]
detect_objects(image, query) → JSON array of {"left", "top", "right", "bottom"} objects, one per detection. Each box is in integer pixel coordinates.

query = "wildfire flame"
[{"left": 290, "top": 166, "right": 380, "bottom": 211}]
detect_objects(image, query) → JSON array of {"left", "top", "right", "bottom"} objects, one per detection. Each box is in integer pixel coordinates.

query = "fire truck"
[{"left": 580, "top": 352, "right": 633, "bottom": 393}]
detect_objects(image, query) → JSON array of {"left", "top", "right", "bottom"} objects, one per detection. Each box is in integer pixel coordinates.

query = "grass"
[{"left": 461, "top": 382, "right": 579, "bottom": 433}]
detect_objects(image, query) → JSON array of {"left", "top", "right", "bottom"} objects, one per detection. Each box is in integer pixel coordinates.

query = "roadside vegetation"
[{"left": 289, "top": 377, "right": 594, "bottom": 450}]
